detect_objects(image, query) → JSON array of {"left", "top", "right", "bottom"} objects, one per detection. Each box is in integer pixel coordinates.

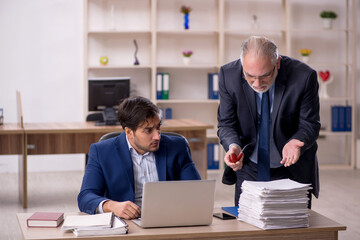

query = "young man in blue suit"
[
  {"left": 217, "top": 36, "right": 320, "bottom": 208},
  {"left": 78, "top": 96, "right": 201, "bottom": 219}
]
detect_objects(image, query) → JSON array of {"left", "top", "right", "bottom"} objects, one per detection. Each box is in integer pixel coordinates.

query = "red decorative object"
[{"left": 319, "top": 71, "right": 330, "bottom": 82}]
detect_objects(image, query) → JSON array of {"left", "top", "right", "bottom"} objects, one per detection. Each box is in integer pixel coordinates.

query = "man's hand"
[
  {"left": 224, "top": 145, "right": 244, "bottom": 172},
  {"left": 281, "top": 139, "right": 304, "bottom": 167},
  {"left": 103, "top": 200, "right": 141, "bottom": 220}
]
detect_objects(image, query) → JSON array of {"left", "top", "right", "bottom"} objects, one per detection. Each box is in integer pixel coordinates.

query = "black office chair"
[
  {"left": 86, "top": 112, "right": 104, "bottom": 122},
  {"left": 98, "top": 131, "right": 191, "bottom": 155},
  {"left": 85, "top": 112, "right": 105, "bottom": 166}
]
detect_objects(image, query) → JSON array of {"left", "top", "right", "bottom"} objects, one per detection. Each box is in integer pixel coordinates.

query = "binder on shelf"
[
  {"left": 208, "top": 73, "right": 219, "bottom": 99},
  {"left": 156, "top": 73, "right": 163, "bottom": 100},
  {"left": 331, "top": 106, "right": 339, "bottom": 131},
  {"left": 207, "top": 143, "right": 219, "bottom": 170},
  {"left": 345, "top": 106, "right": 352, "bottom": 132},
  {"left": 338, "top": 106, "right": 345, "bottom": 131},
  {"left": 162, "top": 73, "right": 170, "bottom": 100},
  {"left": 165, "top": 108, "right": 172, "bottom": 119}
]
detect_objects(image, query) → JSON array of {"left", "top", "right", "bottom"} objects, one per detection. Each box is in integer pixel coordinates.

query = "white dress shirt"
[{"left": 96, "top": 135, "right": 158, "bottom": 213}]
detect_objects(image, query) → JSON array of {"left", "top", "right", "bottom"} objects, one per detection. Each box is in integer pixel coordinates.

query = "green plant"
[{"left": 320, "top": 11, "right": 337, "bottom": 19}]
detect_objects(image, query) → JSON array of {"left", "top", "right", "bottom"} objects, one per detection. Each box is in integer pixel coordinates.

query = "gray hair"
[{"left": 240, "top": 36, "right": 279, "bottom": 66}]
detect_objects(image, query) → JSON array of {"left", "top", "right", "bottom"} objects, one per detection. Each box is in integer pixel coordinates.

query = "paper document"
[{"left": 237, "top": 179, "right": 312, "bottom": 230}]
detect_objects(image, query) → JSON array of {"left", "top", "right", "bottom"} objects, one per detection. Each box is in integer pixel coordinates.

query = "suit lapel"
[
  {"left": 116, "top": 133, "right": 135, "bottom": 191},
  {"left": 273, "top": 71, "right": 286, "bottom": 127},
  {"left": 154, "top": 138, "right": 167, "bottom": 181},
  {"left": 242, "top": 79, "right": 257, "bottom": 124}
]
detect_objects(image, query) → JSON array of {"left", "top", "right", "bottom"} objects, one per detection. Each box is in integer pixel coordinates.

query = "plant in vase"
[
  {"left": 299, "top": 49, "right": 312, "bottom": 64},
  {"left": 182, "top": 50, "right": 193, "bottom": 65},
  {"left": 320, "top": 10, "right": 337, "bottom": 29},
  {"left": 181, "top": 5, "right": 192, "bottom": 30}
]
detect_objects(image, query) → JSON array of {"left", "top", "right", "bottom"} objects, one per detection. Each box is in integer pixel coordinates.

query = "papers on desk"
[
  {"left": 237, "top": 179, "right": 312, "bottom": 230},
  {"left": 62, "top": 212, "right": 128, "bottom": 236}
]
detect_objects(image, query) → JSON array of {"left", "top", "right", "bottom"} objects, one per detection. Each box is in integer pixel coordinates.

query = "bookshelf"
[{"left": 83, "top": 0, "right": 356, "bottom": 168}]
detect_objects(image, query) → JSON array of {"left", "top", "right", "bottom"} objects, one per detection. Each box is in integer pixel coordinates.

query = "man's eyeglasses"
[{"left": 243, "top": 66, "right": 275, "bottom": 81}]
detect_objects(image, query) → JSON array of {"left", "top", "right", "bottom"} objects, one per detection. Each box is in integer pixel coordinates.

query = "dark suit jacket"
[
  {"left": 217, "top": 56, "right": 320, "bottom": 198},
  {"left": 78, "top": 132, "right": 201, "bottom": 214}
]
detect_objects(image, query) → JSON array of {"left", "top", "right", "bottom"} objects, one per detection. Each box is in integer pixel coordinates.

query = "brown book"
[{"left": 27, "top": 212, "right": 64, "bottom": 228}]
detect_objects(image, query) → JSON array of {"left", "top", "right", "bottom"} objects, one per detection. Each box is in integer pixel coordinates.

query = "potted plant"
[
  {"left": 182, "top": 50, "right": 193, "bottom": 65},
  {"left": 320, "top": 10, "right": 337, "bottom": 29},
  {"left": 299, "top": 49, "right": 312, "bottom": 63}
]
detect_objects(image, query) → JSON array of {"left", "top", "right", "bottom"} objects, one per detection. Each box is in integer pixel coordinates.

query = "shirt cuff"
[
  {"left": 96, "top": 200, "right": 108, "bottom": 214},
  {"left": 229, "top": 143, "right": 240, "bottom": 150}
]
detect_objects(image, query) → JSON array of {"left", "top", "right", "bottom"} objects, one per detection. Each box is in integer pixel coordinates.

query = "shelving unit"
[{"left": 84, "top": 0, "right": 356, "bottom": 168}]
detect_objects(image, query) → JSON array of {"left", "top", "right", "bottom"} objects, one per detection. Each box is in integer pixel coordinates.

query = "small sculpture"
[
  {"left": 318, "top": 70, "right": 333, "bottom": 98},
  {"left": 133, "top": 39, "right": 139, "bottom": 65}
]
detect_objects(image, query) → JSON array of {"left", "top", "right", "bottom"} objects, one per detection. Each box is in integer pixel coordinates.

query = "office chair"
[
  {"left": 98, "top": 131, "right": 190, "bottom": 155},
  {"left": 86, "top": 112, "right": 104, "bottom": 122},
  {"left": 85, "top": 112, "right": 105, "bottom": 166}
]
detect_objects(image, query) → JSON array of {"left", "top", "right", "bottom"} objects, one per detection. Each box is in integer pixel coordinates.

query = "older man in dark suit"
[{"left": 217, "top": 36, "right": 320, "bottom": 208}]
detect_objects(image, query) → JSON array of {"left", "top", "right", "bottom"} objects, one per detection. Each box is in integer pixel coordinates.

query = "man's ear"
[
  {"left": 124, "top": 127, "right": 133, "bottom": 139},
  {"left": 276, "top": 56, "right": 281, "bottom": 69}
]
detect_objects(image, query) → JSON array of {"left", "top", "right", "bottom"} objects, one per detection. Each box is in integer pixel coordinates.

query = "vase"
[
  {"left": 322, "top": 18, "right": 333, "bottom": 30},
  {"left": 301, "top": 56, "right": 309, "bottom": 64},
  {"left": 183, "top": 57, "right": 191, "bottom": 65},
  {"left": 184, "top": 13, "right": 189, "bottom": 30}
]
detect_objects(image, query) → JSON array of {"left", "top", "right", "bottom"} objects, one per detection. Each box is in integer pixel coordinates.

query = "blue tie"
[{"left": 258, "top": 91, "right": 270, "bottom": 181}]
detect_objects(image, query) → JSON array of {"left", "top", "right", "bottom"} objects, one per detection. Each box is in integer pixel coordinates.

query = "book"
[
  {"left": 72, "top": 216, "right": 128, "bottom": 237},
  {"left": 27, "top": 212, "right": 64, "bottom": 228},
  {"left": 62, "top": 212, "right": 114, "bottom": 231}
]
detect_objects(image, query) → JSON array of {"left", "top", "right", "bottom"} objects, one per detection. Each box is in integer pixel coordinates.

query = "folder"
[
  {"left": 156, "top": 73, "right": 163, "bottom": 100},
  {"left": 162, "top": 73, "right": 170, "bottom": 100},
  {"left": 208, "top": 73, "right": 219, "bottom": 99}
]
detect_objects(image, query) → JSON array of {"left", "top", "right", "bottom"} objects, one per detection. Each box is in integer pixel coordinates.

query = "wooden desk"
[
  {"left": 16, "top": 210, "right": 346, "bottom": 240},
  {"left": 0, "top": 123, "right": 26, "bottom": 205},
  {"left": 15, "top": 119, "right": 211, "bottom": 208}
]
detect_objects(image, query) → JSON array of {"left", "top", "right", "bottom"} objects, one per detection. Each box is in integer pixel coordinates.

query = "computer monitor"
[{"left": 88, "top": 77, "right": 130, "bottom": 126}]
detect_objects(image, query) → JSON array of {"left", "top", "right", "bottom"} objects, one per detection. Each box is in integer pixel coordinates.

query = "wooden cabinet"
[{"left": 84, "top": 0, "right": 356, "bottom": 167}]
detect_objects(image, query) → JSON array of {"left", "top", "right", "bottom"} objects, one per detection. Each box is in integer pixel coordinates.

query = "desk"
[
  {"left": 0, "top": 123, "right": 25, "bottom": 204},
  {"left": 1, "top": 119, "right": 212, "bottom": 208},
  {"left": 16, "top": 210, "right": 346, "bottom": 240}
]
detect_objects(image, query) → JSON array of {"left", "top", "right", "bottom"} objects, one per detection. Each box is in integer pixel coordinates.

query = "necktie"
[{"left": 258, "top": 91, "right": 270, "bottom": 181}]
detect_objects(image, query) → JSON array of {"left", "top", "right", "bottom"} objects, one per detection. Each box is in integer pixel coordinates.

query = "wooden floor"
[{"left": 1, "top": 167, "right": 359, "bottom": 239}]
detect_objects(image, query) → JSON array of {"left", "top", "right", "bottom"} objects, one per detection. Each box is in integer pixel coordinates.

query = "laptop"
[{"left": 132, "top": 180, "right": 216, "bottom": 228}]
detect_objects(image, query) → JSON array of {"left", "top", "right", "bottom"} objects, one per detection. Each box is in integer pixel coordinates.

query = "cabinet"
[{"left": 84, "top": 0, "right": 356, "bottom": 168}]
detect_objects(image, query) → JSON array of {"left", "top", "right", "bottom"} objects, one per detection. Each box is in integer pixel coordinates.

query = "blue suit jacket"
[
  {"left": 217, "top": 56, "right": 320, "bottom": 198},
  {"left": 78, "top": 132, "right": 201, "bottom": 214}
]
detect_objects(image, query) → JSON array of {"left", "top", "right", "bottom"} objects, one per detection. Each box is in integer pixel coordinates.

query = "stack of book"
[
  {"left": 237, "top": 179, "right": 311, "bottom": 230},
  {"left": 62, "top": 212, "right": 128, "bottom": 237}
]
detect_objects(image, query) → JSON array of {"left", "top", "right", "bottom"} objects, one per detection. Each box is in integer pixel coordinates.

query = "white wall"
[
  {"left": 0, "top": 0, "right": 359, "bottom": 173},
  {"left": 0, "top": 0, "right": 84, "bottom": 173}
]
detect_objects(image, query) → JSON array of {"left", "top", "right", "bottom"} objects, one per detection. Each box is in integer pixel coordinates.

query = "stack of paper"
[
  {"left": 237, "top": 179, "right": 312, "bottom": 230},
  {"left": 62, "top": 212, "right": 128, "bottom": 236}
]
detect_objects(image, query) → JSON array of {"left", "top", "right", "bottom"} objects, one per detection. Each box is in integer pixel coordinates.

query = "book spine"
[
  {"left": 165, "top": 108, "right": 172, "bottom": 119},
  {"left": 162, "top": 73, "right": 169, "bottom": 100},
  {"left": 208, "top": 73, "right": 214, "bottom": 99},
  {"left": 207, "top": 143, "right": 213, "bottom": 169},
  {"left": 331, "top": 106, "right": 339, "bottom": 132},
  {"left": 212, "top": 73, "right": 219, "bottom": 100},
  {"left": 338, "top": 106, "right": 345, "bottom": 131},
  {"left": 213, "top": 143, "right": 220, "bottom": 169},
  {"left": 156, "top": 73, "right": 163, "bottom": 100},
  {"left": 345, "top": 105, "right": 352, "bottom": 131}
]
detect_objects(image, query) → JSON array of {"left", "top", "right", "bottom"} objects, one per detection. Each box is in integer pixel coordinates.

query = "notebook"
[{"left": 132, "top": 180, "right": 216, "bottom": 228}]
